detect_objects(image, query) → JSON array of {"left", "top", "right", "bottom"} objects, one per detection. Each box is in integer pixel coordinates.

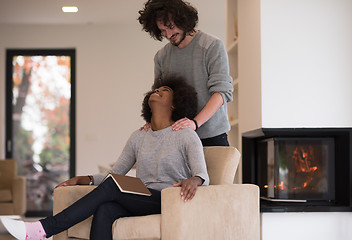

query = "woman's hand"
[
  {"left": 173, "top": 177, "right": 203, "bottom": 202},
  {"left": 172, "top": 117, "right": 197, "bottom": 131},
  {"left": 55, "top": 176, "right": 84, "bottom": 189},
  {"left": 139, "top": 122, "right": 151, "bottom": 132}
]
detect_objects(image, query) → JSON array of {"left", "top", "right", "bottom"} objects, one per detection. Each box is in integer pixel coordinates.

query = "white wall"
[
  {"left": 261, "top": 0, "right": 352, "bottom": 128},
  {"left": 0, "top": 1, "right": 226, "bottom": 175},
  {"left": 0, "top": 23, "right": 159, "bottom": 174},
  {"left": 262, "top": 212, "right": 352, "bottom": 240}
]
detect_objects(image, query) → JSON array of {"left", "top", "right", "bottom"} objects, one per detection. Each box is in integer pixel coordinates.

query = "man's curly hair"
[
  {"left": 138, "top": 0, "right": 198, "bottom": 41},
  {"left": 141, "top": 75, "right": 198, "bottom": 123}
]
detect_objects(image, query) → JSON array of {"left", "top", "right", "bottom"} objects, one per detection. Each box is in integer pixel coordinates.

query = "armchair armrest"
[
  {"left": 12, "top": 176, "right": 26, "bottom": 215},
  {"left": 53, "top": 185, "right": 97, "bottom": 214},
  {"left": 161, "top": 184, "right": 260, "bottom": 240},
  {"left": 53, "top": 186, "right": 96, "bottom": 240}
]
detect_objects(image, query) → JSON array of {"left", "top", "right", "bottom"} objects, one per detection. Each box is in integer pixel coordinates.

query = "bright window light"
[{"left": 62, "top": 6, "right": 78, "bottom": 13}]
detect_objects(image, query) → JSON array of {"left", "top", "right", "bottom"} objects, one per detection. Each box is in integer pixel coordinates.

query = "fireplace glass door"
[{"left": 258, "top": 137, "right": 335, "bottom": 201}]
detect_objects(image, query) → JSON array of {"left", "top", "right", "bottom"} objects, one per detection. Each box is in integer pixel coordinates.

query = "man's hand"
[
  {"left": 173, "top": 176, "right": 203, "bottom": 202},
  {"left": 139, "top": 122, "right": 151, "bottom": 132},
  {"left": 172, "top": 117, "right": 197, "bottom": 131}
]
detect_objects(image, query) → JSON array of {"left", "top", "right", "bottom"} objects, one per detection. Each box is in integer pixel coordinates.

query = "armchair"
[
  {"left": 53, "top": 146, "right": 260, "bottom": 240},
  {"left": 0, "top": 159, "right": 26, "bottom": 215}
]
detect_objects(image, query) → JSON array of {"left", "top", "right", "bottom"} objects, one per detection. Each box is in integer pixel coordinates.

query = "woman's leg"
[
  {"left": 40, "top": 177, "right": 161, "bottom": 237},
  {"left": 40, "top": 178, "right": 119, "bottom": 237},
  {"left": 90, "top": 188, "right": 161, "bottom": 239},
  {"left": 90, "top": 202, "right": 130, "bottom": 240}
]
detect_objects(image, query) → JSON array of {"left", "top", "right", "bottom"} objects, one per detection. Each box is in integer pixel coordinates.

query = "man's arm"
[
  {"left": 172, "top": 92, "right": 223, "bottom": 131},
  {"left": 173, "top": 38, "right": 232, "bottom": 132}
]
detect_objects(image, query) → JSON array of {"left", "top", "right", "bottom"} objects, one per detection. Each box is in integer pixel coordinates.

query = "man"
[{"left": 138, "top": 0, "right": 233, "bottom": 146}]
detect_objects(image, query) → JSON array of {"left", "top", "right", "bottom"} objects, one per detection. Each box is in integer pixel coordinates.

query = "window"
[{"left": 6, "top": 49, "right": 76, "bottom": 216}]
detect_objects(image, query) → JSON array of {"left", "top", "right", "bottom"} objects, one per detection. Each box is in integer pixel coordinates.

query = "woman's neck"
[{"left": 150, "top": 117, "right": 174, "bottom": 131}]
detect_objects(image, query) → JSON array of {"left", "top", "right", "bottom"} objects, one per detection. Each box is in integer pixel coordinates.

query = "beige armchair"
[
  {"left": 0, "top": 159, "right": 26, "bottom": 215},
  {"left": 53, "top": 147, "right": 260, "bottom": 240}
]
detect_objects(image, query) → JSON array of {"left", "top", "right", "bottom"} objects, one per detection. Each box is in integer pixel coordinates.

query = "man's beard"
[{"left": 171, "top": 32, "right": 187, "bottom": 47}]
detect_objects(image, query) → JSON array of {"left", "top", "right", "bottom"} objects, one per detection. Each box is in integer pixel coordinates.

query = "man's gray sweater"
[{"left": 154, "top": 31, "right": 233, "bottom": 139}]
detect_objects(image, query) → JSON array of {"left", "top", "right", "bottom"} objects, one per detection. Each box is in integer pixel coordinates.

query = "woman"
[{"left": 0, "top": 75, "right": 209, "bottom": 240}]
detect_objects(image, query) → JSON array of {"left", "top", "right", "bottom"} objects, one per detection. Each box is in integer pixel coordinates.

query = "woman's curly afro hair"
[
  {"left": 141, "top": 75, "right": 198, "bottom": 123},
  {"left": 138, "top": 0, "right": 198, "bottom": 41}
]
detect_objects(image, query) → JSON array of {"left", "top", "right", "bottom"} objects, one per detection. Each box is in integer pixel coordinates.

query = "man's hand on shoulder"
[
  {"left": 172, "top": 117, "right": 197, "bottom": 131},
  {"left": 139, "top": 122, "right": 151, "bottom": 132}
]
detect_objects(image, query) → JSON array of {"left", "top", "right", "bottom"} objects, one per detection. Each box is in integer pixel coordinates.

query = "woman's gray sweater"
[{"left": 93, "top": 127, "right": 209, "bottom": 191}]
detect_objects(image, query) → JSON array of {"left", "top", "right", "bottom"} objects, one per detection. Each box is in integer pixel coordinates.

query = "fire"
[
  {"left": 277, "top": 181, "right": 285, "bottom": 190},
  {"left": 291, "top": 145, "right": 318, "bottom": 190},
  {"left": 275, "top": 145, "right": 319, "bottom": 192},
  {"left": 293, "top": 146, "right": 318, "bottom": 174}
]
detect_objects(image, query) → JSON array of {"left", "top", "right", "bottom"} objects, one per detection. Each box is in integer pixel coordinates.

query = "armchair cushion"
[
  {"left": 112, "top": 214, "right": 160, "bottom": 240},
  {"left": 0, "top": 189, "right": 12, "bottom": 202},
  {"left": 0, "top": 159, "right": 26, "bottom": 215},
  {"left": 0, "top": 159, "right": 16, "bottom": 189},
  {"left": 203, "top": 146, "right": 240, "bottom": 185}
]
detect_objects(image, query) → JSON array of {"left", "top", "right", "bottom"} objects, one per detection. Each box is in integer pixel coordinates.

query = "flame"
[
  {"left": 293, "top": 146, "right": 318, "bottom": 174},
  {"left": 291, "top": 145, "right": 318, "bottom": 190},
  {"left": 277, "top": 181, "right": 285, "bottom": 190}
]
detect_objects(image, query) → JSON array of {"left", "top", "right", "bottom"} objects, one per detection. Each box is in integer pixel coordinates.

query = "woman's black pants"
[{"left": 40, "top": 177, "right": 161, "bottom": 239}]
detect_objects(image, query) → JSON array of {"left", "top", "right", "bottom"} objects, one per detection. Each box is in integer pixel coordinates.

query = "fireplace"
[
  {"left": 258, "top": 137, "right": 335, "bottom": 201},
  {"left": 242, "top": 128, "right": 352, "bottom": 212}
]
